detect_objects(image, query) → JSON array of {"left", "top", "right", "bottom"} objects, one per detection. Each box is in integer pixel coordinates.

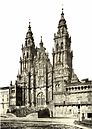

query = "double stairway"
[{"left": 10, "top": 106, "right": 37, "bottom": 117}]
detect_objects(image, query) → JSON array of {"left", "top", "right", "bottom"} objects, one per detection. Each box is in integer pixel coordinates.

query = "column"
[
  {"left": 46, "top": 61, "right": 48, "bottom": 104},
  {"left": 33, "top": 67, "right": 36, "bottom": 107},
  {"left": 20, "top": 57, "right": 22, "bottom": 74}
]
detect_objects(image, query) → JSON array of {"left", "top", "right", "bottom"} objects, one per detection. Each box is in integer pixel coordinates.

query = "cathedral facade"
[{"left": 9, "top": 9, "right": 92, "bottom": 119}]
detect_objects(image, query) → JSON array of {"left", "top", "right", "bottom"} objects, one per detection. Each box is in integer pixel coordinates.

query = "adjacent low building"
[{"left": 0, "top": 87, "right": 9, "bottom": 115}]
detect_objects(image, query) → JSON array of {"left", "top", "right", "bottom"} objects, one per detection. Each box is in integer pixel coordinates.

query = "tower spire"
[
  {"left": 53, "top": 3, "right": 72, "bottom": 84},
  {"left": 25, "top": 20, "right": 34, "bottom": 44},
  {"left": 39, "top": 36, "right": 43, "bottom": 47},
  {"left": 58, "top": 5, "right": 67, "bottom": 29}
]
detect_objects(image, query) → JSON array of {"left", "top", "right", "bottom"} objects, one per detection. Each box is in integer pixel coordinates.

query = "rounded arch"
[
  {"left": 37, "top": 92, "right": 45, "bottom": 106},
  {"left": 55, "top": 83, "right": 60, "bottom": 92}
]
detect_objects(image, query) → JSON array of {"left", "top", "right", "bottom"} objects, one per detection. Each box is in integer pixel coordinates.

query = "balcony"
[{"left": 54, "top": 101, "right": 92, "bottom": 106}]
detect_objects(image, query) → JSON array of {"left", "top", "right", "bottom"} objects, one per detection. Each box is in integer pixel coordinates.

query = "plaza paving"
[{"left": 0, "top": 115, "right": 92, "bottom": 129}]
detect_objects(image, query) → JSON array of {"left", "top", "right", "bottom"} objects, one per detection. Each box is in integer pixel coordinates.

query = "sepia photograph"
[{"left": 0, "top": 0, "right": 92, "bottom": 129}]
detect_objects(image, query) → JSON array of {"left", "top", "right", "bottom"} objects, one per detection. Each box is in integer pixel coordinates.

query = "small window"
[
  {"left": 75, "top": 87, "right": 77, "bottom": 90},
  {"left": 84, "top": 86, "right": 87, "bottom": 89},
  {"left": 61, "top": 42, "right": 63, "bottom": 49},
  {"left": 23, "top": 53, "right": 25, "bottom": 58},
  {"left": 69, "top": 109, "right": 71, "bottom": 112},
  {"left": 63, "top": 101, "right": 65, "bottom": 104},
  {"left": 2, "top": 97, "right": 4, "bottom": 102},
  {"left": 2, "top": 104, "right": 4, "bottom": 109},
  {"left": 56, "top": 43, "right": 58, "bottom": 51},
  {"left": 81, "top": 86, "right": 83, "bottom": 90},
  {"left": 72, "top": 87, "right": 74, "bottom": 90},
  {"left": 78, "top": 87, "right": 80, "bottom": 90},
  {"left": 27, "top": 52, "right": 29, "bottom": 58},
  {"left": 28, "top": 39, "right": 30, "bottom": 44},
  {"left": 7, "top": 95, "right": 8, "bottom": 101},
  {"left": 11, "top": 90, "right": 15, "bottom": 93},
  {"left": 66, "top": 88, "right": 68, "bottom": 91},
  {"left": 88, "top": 86, "right": 90, "bottom": 89},
  {"left": 69, "top": 88, "right": 71, "bottom": 91},
  {"left": 87, "top": 113, "right": 92, "bottom": 118},
  {"left": 55, "top": 84, "right": 58, "bottom": 91},
  {"left": 78, "top": 105, "right": 80, "bottom": 109}
]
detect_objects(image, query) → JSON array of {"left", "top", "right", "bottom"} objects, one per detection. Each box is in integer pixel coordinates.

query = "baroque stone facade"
[{"left": 9, "top": 9, "right": 92, "bottom": 119}]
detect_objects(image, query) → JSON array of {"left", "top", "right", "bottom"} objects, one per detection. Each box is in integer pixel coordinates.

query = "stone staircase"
[{"left": 11, "top": 106, "right": 37, "bottom": 117}]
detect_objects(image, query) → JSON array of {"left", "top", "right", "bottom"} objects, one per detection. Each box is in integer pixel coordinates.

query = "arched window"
[
  {"left": 55, "top": 84, "right": 58, "bottom": 91},
  {"left": 61, "top": 42, "right": 63, "bottom": 49},
  {"left": 48, "top": 91, "right": 52, "bottom": 101},
  {"left": 27, "top": 52, "right": 29, "bottom": 58},
  {"left": 55, "top": 84, "right": 60, "bottom": 92},
  {"left": 28, "top": 39, "right": 30, "bottom": 44},
  {"left": 23, "top": 53, "right": 25, "bottom": 58},
  {"left": 56, "top": 43, "right": 58, "bottom": 51},
  {"left": 37, "top": 92, "right": 45, "bottom": 106}
]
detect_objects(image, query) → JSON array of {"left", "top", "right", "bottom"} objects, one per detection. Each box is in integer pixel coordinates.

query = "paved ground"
[{"left": 1, "top": 116, "right": 92, "bottom": 129}]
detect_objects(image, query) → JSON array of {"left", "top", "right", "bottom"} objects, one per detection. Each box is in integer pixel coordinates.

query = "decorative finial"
[
  {"left": 40, "top": 36, "right": 43, "bottom": 47},
  {"left": 28, "top": 19, "right": 31, "bottom": 30},
  {"left": 41, "top": 36, "right": 42, "bottom": 42},
  {"left": 10, "top": 81, "right": 12, "bottom": 86},
  {"left": 61, "top": 1, "right": 64, "bottom": 16},
  {"left": 61, "top": 8, "right": 64, "bottom": 15},
  {"left": 61, "top": 9, "right": 64, "bottom": 19},
  {"left": 29, "top": 19, "right": 30, "bottom": 25}
]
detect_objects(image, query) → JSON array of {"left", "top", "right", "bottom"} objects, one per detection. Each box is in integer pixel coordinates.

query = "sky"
[{"left": 0, "top": 0, "right": 92, "bottom": 86}]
